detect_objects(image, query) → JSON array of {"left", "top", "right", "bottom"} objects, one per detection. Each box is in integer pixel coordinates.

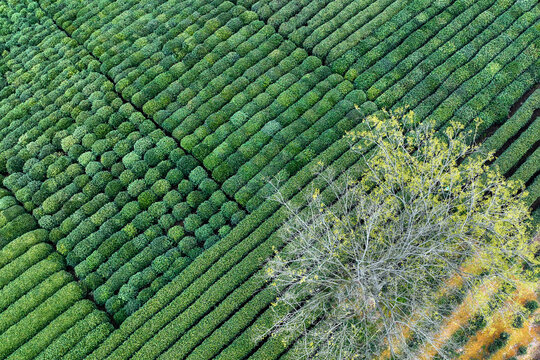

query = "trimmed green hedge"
[
  {"left": 364, "top": 0, "right": 495, "bottom": 100},
  {"left": 0, "top": 243, "right": 54, "bottom": 289},
  {"left": 61, "top": 322, "right": 114, "bottom": 360},
  {"left": 8, "top": 300, "right": 94, "bottom": 360},
  {"left": 0, "top": 229, "right": 47, "bottom": 269},
  {"left": 510, "top": 146, "right": 540, "bottom": 185},
  {"left": 0, "top": 252, "right": 64, "bottom": 312},
  {"left": 331, "top": 0, "right": 435, "bottom": 76},
  {"left": 0, "top": 277, "right": 83, "bottom": 358},
  {"left": 376, "top": 0, "right": 535, "bottom": 110},
  {"left": 35, "top": 309, "right": 111, "bottom": 360},
  {"left": 0, "top": 214, "right": 37, "bottom": 248},
  {"left": 163, "top": 270, "right": 275, "bottom": 359},
  {"left": 494, "top": 116, "right": 540, "bottom": 176}
]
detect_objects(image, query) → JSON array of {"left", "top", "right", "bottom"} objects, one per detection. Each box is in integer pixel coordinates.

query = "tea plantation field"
[{"left": 0, "top": 0, "right": 538, "bottom": 358}]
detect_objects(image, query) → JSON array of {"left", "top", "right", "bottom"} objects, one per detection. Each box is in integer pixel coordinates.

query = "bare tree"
[{"left": 260, "top": 109, "right": 538, "bottom": 359}]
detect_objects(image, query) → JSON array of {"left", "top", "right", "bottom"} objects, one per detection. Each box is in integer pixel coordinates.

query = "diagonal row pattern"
[
  {"left": 0, "top": 0, "right": 247, "bottom": 326},
  {"left": 38, "top": 0, "right": 368, "bottom": 213},
  {"left": 0, "top": 182, "right": 114, "bottom": 359},
  {"left": 0, "top": 0, "right": 538, "bottom": 359}
]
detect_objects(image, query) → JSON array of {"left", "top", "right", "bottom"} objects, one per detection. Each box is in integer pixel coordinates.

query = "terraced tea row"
[
  {"left": 1, "top": 0, "right": 246, "bottom": 323},
  {"left": 0, "top": 0, "right": 538, "bottom": 359},
  {"left": 0, "top": 185, "right": 114, "bottom": 359},
  {"left": 39, "top": 0, "right": 368, "bottom": 213}
]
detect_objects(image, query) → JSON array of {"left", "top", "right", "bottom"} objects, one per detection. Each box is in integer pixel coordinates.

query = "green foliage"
[
  {"left": 2, "top": 1, "right": 539, "bottom": 358},
  {"left": 186, "top": 190, "right": 205, "bottom": 209},
  {"left": 194, "top": 224, "right": 213, "bottom": 241},
  {"left": 199, "top": 178, "right": 219, "bottom": 196},
  {"left": 177, "top": 179, "right": 194, "bottom": 197},
  {"left": 179, "top": 236, "right": 197, "bottom": 255},
  {"left": 221, "top": 201, "right": 240, "bottom": 219},
  {"left": 0, "top": 214, "right": 37, "bottom": 246},
  {"left": 9, "top": 300, "right": 94, "bottom": 359},
  {"left": 184, "top": 214, "right": 202, "bottom": 233},
  {"left": 209, "top": 191, "right": 227, "bottom": 208},
  {"left": 0, "top": 280, "right": 83, "bottom": 359},
  {"left": 230, "top": 210, "right": 246, "bottom": 225},
  {"left": 264, "top": 111, "right": 538, "bottom": 359},
  {"left": 36, "top": 310, "right": 111, "bottom": 360},
  {"left": 168, "top": 226, "right": 185, "bottom": 243},
  {"left": 138, "top": 190, "right": 156, "bottom": 210},
  {"left": 166, "top": 168, "right": 184, "bottom": 186},
  {"left": 172, "top": 202, "right": 191, "bottom": 221},
  {"left": 189, "top": 166, "right": 207, "bottom": 186},
  {"left": 487, "top": 332, "right": 509, "bottom": 354},
  {"left": 524, "top": 300, "right": 539, "bottom": 313},
  {"left": 152, "top": 179, "right": 171, "bottom": 197}
]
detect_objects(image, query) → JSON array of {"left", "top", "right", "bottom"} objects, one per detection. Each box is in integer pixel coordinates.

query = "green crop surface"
[{"left": 0, "top": 0, "right": 538, "bottom": 358}]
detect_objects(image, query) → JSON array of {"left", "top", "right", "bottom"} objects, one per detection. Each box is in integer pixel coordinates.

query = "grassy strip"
[
  {"left": 406, "top": 9, "right": 540, "bottom": 123},
  {"left": 481, "top": 90, "right": 539, "bottom": 154},
  {"left": 184, "top": 288, "right": 276, "bottom": 360},
  {"left": 63, "top": 322, "right": 114, "bottom": 360},
  {"left": 331, "top": 0, "right": 435, "bottom": 77},
  {"left": 494, "top": 116, "right": 540, "bottom": 175},
  {"left": 425, "top": 26, "right": 540, "bottom": 130},
  {"left": 510, "top": 146, "right": 540, "bottom": 185},
  {"left": 0, "top": 269, "right": 71, "bottom": 334},
  {"left": 523, "top": 174, "right": 540, "bottom": 208},
  {"left": 359, "top": 0, "right": 481, "bottom": 93},
  {"left": 374, "top": 0, "right": 525, "bottom": 108},
  {"left": 0, "top": 214, "right": 37, "bottom": 248},
  {"left": 325, "top": 0, "right": 408, "bottom": 63}
]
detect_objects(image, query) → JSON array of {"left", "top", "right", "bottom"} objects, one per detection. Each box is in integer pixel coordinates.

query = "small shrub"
[
  {"left": 221, "top": 201, "right": 239, "bottom": 219},
  {"left": 138, "top": 191, "right": 156, "bottom": 210},
  {"left": 177, "top": 180, "right": 194, "bottom": 197},
  {"left": 199, "top": 178, "right": 219, "bottom": 196},
  {"left": 186, "top": 191, "right": 204, "bottom": 209},
  {"left": 172, "top": 202, "right": 191, "bottom": 221},
  {"left": 179, "top": 236, "right": 197, "bottom": 255},
  {"left": 517, "top": 345, "right": 527, "bottom": 355},
  {"left": 184, "top": 214, "right": 202, "bottom": 233},
  {"left": 487, "top": 332, "right": 509, "bottom": 354},
  {"left": 168, "top": 226, "right": 185, "bottom": 243},
  {"left": 524, "top": 300, "right": 538, "bottom": 313},
  {"left": 152, "top": 179, "right": 171, "bottom": 197},
  {"left": 189, "top": 166, "right": 207, "bottom": 185}
]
